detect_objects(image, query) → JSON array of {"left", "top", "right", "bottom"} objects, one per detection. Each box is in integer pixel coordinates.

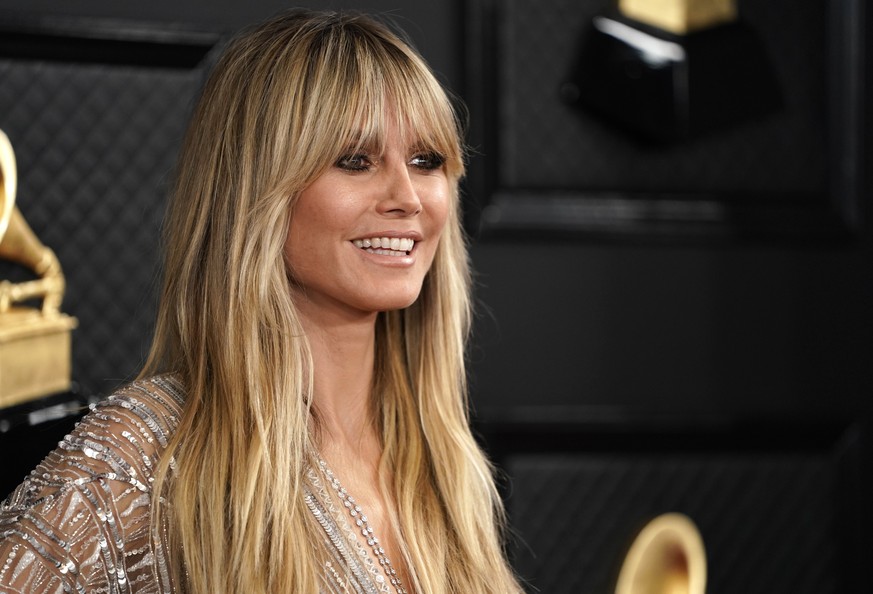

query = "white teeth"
[{"left": 352, "top": 237, "right": 415, "bottom": 253}]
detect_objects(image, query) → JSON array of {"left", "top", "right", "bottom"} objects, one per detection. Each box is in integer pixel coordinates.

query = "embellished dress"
[{"left": 0, "top": 375, "right": 401, "bottom": 594}]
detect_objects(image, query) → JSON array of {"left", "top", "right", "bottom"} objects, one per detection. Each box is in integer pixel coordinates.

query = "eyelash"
[
  {"left": 335, "top": 151, "right": 446, "bottom": 172},
  {"left": 335, "top": 154, "right": 370, "bottom": 172},
  {"left": 410, "top": 152, "right": 446, "bottom": 171}
]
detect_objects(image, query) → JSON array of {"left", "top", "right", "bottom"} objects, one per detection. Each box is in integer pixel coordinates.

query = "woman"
[{"left": 0, "top": 9, "right": 523, "bottom": 594}]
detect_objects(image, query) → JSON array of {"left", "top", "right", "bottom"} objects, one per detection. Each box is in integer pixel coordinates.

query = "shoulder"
[
  {"left": 85, "top": 373, "right": 187, "bottom": 467},
  {"left": 0, "top": 373, "right": 185, "bottom": 592},
  {"left": 5, "top": 374, "right": 185, "bottom": 504}
]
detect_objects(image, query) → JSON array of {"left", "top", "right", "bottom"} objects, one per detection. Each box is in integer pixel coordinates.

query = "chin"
[
  {"left": 367, "top": 290, "right": 423, "bottom": 313},
  {"left": 359, "top": 281, "right": 425, "bottom": 313},
  {"left": 376, "top": 297, "right": 421, "bottom": 313}
]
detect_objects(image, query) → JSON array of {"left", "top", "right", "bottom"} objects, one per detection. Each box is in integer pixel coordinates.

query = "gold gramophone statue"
[{"left": 0, "top": 130, "right": 77, "bottom": 408}]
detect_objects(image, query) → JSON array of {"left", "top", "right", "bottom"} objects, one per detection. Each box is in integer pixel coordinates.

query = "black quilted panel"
[
  {"left": 0, "top": 57, "right": 206, "bottom": 397},
  {"left": 507, "top": 453, "right": 837, "bottom": 594},
  {"left": 496, "top": 0, "right": 828, "bottom": 193}
]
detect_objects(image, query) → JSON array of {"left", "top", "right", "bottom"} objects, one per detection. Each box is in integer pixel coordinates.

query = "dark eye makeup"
[
  {"left": 334, "top": 150, "right": 446, "bottom": 173},
  {"left": 409, "top": 151, "right": 446, "bottom": 171},
  {"left": 335, "top": 153, "right": 373, "bottom": 172}
]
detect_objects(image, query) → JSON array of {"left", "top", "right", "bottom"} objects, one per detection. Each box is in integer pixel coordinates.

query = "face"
[{"left": 284, "top": 119, "right": 451, "bottom": 323}]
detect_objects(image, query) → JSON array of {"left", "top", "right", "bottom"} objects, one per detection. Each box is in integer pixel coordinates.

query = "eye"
[
  {"left": 336, "top": 153, "right": 373, "bottom": 172},
  {"left": 409, "top": 151, "right": 446, "bottom": 171}
]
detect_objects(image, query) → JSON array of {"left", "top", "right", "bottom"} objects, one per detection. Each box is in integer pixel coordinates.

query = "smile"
[{"left": 352, "top": 236, "right": 414, "bottom": 256}]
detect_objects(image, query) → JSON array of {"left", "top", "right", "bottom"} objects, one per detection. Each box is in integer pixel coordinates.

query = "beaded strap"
[
  {"left": 317, "top": 460, "right": 409, "bottom": 594},
  {"left": 306, "top": 467, "right": 388, "bottom": 593}
]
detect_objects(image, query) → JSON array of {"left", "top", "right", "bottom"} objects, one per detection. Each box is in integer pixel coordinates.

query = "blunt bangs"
[{"left": 293, "top": 15, "right": 465, "bottom": 184}]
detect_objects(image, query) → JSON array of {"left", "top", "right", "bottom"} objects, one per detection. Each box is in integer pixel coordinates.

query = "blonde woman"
[{"left": 0, "top": 9, "right": 523, "bottom": 594}]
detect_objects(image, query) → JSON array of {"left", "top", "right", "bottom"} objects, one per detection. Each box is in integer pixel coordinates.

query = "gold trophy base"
[{"left": 0, "top": 307, "right": 77, "bottom": 408}]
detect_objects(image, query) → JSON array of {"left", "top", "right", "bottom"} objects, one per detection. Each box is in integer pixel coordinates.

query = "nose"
[{"left": 377, "top": 162, "right": 422, "bottom": 217}]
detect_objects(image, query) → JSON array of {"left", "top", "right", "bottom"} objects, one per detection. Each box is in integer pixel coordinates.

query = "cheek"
[
  {"left": 283, "top": 232, "right": 307, "bottom": 281},
  {"left": 422, "top": 198, "right": 452, "bottom": 270},
  {"left": 285, "top": 196, "right": 337, "bottom": 257},
  {"left": 436, "top": 200, "right": 451, "bottom": 235},
  {"left": 428, "top": 182, "right": 452, "bottom": 234},
  {"left": 284, "top": 212, "right": 321, "bottom": 278}
]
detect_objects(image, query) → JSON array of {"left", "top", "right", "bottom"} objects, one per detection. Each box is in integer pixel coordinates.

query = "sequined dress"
[{"left": 0, "top": 375, "right": 398, "bottom": 594}]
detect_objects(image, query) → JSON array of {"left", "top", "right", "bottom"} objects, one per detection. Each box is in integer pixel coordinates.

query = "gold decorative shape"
[
  {"left": 619, "top": 0, "right": 737, "bottom": 34},
  {"left": 0, "top": 130, "right": 77, "bottom": 408},
  {"left": 615, "top": 513, "right": 707, "bottom": 594}
]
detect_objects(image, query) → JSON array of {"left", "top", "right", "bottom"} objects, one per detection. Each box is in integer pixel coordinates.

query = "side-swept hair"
[{"left": 144, "top": 9, "right": 521, "bottom": 593}]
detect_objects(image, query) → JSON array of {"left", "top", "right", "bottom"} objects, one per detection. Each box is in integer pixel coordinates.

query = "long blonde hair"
[{"left": 144, "top": 9, "right": 521, "bottom": 593}]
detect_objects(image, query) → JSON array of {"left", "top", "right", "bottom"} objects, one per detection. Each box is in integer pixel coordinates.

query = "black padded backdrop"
[
  {"left": 0, "top": 54, "right": 209, "bottom": 398},
  {"left": 507, "top": 452, "right": 838, "bottom": 594},
  {"left": 493, "top": 0, "right": 828, "bottom": 194}
]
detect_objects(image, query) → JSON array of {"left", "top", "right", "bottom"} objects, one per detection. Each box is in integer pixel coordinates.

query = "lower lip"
[{"left": 352, "top": 243, "right": 416, "bottom": 266}]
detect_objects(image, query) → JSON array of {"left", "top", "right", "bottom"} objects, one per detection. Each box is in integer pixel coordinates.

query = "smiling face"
[{"left": 284, "top": 118, "right": 451, "bottom": 322}]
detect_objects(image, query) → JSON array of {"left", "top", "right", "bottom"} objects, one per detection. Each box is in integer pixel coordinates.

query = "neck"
[{"left": 296, "top": 297, "right": 380, "bottom": 455}]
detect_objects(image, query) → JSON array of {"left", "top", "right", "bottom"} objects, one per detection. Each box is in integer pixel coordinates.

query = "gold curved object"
[
  {"left": 0, "top": 130, "right": 13, "bottom": 240},
  {"left": 0, "top": 129, "right": 77, "bottom": 407},
  {"left": 615, "top": 513, "right": 707, "bottom": 594}
]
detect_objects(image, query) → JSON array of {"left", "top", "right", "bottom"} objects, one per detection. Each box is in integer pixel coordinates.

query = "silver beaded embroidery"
[
  {"left": 306, "top": 466, "right": 387, "bottom": 593},
  {"left": 316, "top": 460, "right": 409, "bottom": 594},
  {"left": 0, "top": 375, "right": 183, "bottom": 593}
]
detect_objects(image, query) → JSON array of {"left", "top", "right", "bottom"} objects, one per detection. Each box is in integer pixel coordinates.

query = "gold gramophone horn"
[
  {"left": 0, "top": 129, "right": 77, "bottom": 407},
  {"left": 0, "top": 129, "right": 14, "bottom": 240},
  {"left": 615, "top": 513, "right": 707, "bottom": 594},
  {"left": 0, "top": 130, "right": 64, "bottom": 313}
]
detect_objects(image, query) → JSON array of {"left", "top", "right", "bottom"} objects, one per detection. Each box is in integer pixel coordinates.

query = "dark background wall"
[
  {"left": 0, "top": 0, "right": 867, "bottom": 414},
  {"left": 0, "top": 0, "right": 869, "bottom": 592}
]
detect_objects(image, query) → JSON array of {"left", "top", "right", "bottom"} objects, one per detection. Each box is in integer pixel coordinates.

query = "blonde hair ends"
[{"left": 143, "top": 10, "right": 521, "bottom": 594}]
